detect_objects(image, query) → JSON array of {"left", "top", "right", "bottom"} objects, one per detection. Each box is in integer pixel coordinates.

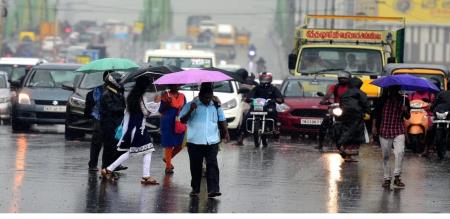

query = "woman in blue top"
[{"left": 159, "top": 85, "right": 186, "bottom": 174}]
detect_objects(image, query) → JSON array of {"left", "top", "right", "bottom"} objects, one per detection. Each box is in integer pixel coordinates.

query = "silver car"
[{"left": 0, "top": 71, "right": 11, "bottom": 124}]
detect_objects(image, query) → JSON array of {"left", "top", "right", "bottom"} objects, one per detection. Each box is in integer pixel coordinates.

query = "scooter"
[
  {"left": 246, "top": 98, "right": 277, "bottom": 147},
  {"left": 432, "top": 104, "right": 450, "bottom": 159},
  {"left": 404, "top": 99, "right": 430, "bottom": 153}
]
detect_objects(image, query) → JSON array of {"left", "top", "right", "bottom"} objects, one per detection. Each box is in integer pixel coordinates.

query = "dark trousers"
[
  {"left": 101, "top": 123, "right": 123, "bottom": 169},
  {"left": 88, "top": 120, "right": 102, "bottom": 168},
  {"left": 187, "top": 143, "right": 220, "bottom": 193}
]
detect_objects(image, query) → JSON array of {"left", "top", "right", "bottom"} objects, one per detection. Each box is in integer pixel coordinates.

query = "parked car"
[
  {"left": 10, "top": 63, "right": 83, "bottom": 132},
  {"left": 64, "top": 71, "right": 162, "bottom": 141},
  {"left": 278, "top": 76, "right": 337, "bottom": 138},
  {"left": 0, "top": 71, "right": 11, "bottom": 124}
]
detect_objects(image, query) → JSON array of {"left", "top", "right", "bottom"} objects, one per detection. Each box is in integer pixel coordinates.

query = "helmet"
[
  {"left": 259, "top": 72, "right": 273, "bottom": 84},
  {"left": 337, "top": 71, "right": 351, "bottom": 79}
]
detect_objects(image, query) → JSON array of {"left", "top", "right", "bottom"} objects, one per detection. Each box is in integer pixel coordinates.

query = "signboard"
[
  {"left": 377, "top": 0, "right": 450, "bottom": 24},
  {"left": 302, "top": 29, "right": 385, "bottom": 42},
  {"left": 133, "top": 22, "right": 144, "bottom": 34}
]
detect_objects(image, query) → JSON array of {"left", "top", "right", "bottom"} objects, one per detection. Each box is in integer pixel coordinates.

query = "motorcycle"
[
  {"left": 321, "top": 102, "right": 343, "bottom": 149},
  {"left": 404, "top": 99, "right": 430, "bottom": 153},
  {"left": 246, "top": 98, "right": 277, "bottom": 147},
  {"left": 432, "top": 104, "right": 450, "bottom": 159}
]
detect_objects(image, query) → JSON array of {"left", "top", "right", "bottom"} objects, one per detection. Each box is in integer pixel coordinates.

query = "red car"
[{"left": 278, "top": 76, "right": 337, "bottom": 137}]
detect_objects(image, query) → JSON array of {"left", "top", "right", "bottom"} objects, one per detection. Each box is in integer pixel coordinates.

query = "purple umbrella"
[
  {"left": 153, "top": 69, "right": 232, "bottom": 85},
  {"left": 371, "top": 74, "right": 440, "bottom": 93}
]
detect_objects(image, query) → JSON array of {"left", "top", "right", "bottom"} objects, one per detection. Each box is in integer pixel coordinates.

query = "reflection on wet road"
[{"left": 1, "top": 126, "right": 450, "bottom": 213}]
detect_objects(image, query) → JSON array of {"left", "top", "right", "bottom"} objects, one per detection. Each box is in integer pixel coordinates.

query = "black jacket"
[
  {"left": 431, "top": 90, "right": 450, "bottom": 113},
  {"left": 340, "top": 78, "right": 370, "bottom": 118},
  {"left": 100, "top": 86, "right": 125, "bottom": 128}
]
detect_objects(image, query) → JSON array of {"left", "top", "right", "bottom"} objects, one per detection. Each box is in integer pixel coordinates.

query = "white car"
[
  {"left": 41, "top": 36, "right": 64, "bottom": 51},
  {"left": 0, "top": 71, "right": 11, "bottom": 124},
  {"left": 179, "top": 80, "right": 245, "bottom": 130}
]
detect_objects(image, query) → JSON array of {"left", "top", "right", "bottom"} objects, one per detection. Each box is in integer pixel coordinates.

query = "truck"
[
  {"left": 288, "top": 15, "right": 406, "bottom": 98},
  {"left": 215, "top": 24, "right": 236, "bottom": 47}
]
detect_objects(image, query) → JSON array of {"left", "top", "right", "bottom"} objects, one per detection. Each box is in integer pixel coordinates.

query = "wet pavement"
[{"left": 1, "top": 125, "right": 450, "bottom": 213}]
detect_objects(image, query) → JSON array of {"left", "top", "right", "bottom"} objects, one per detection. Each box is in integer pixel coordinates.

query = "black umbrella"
[
  {"left": 202, "top": 67, "right": 245, "bottom": 83},
  {"left": 121, "top": 65, "right": 183, "bottom": 84}
]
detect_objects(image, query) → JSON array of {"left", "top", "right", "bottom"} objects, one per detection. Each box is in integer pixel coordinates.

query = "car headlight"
[
  {"left": 69, "top": 96, "right": 86, "bottom": 108},
  {"left": 436, "top": 111, "right": 448, "bottom": 120},
  {"left": 18, "top": 93, "right": 31, "bottom": 105},
  {"left": 222, "top": 99, "right": 237, "bottom": 110},
  {"left": 332, "top": 107, "right": 343, "bottom": 117},
  {"left": 0, "top": 97, "right": 10, "bottom": 103},
  {"left": 276, "top": 103, "right": 290, "bottom": 113}
]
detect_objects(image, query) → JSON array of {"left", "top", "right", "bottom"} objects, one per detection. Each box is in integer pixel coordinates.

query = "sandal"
[
  {"left": 165, "top": 168, "right": 174, "bottom": 174},
  {"left": 141, "top": 177, "right": 159, "bottom": 185},
  {"left": 101, "top": 168, "right": 113, "bottom": 180},
  {"left": 162, "top": 158, "right": 175, "bottom": 170}
]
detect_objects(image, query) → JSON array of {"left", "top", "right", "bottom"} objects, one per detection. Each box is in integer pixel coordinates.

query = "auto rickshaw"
[{"left": 385, "top": 63, "right": 449, "bottom": 91}]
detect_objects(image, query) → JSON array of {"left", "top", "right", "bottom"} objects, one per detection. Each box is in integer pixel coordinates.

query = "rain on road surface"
[{"left": 1, "top": 125, "right": 450, "bottom": 213}]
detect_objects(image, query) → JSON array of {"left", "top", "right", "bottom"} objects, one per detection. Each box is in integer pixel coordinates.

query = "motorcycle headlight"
[
  {"left": 332, "top": 107, "right": 343, "bottom": 117},
  {"left": 69, "top": 96, "right": 86, "bottom": 108},
  {"left": 248, "top": 51, "right": 256, "bottom": 56},
  {"left": 436, "top": 112, "right": 448, "bottom": 120},
  {"left": 222, "top": 99, "right": 237, "bottom": 110},
  {"left": 18, "top": 93, "right": 31, "bottom": 105}
]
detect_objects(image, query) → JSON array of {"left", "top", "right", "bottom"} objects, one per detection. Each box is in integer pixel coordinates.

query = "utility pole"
[{"left": 53, "top": 0, "right": 59, "bottom": 61}]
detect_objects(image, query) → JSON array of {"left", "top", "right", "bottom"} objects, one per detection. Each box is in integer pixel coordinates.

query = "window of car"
[
  {"left": 26, "top": 69, "right": 82, "bottom": 88},
  {"left": 79, "top": 71, "right": 127, "bottom": 89},
  {"left": 283, "top": 79, "right": 336, "bottom": 97},
  {"left": 179, "top": 81, "right": 234, "bottom": 93},
  {"left": 0, "top": 75, "right": 7, "bottom": 88}
]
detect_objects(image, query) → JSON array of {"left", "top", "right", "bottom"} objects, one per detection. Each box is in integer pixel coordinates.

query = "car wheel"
[
  {"left": 11, "top": 117, "right": 30, "bottom": 132},
  {"left": 65, "top": 124, "right": 85, "bottom": 141}
]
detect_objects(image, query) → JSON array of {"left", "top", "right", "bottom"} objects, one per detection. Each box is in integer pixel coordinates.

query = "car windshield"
[
  {"left": 0, "top": 65, "right": 30, "bottom": 82},
  {"left": 283, "top": 78, "right": 336, "bottom": 97},
  {"left": 0, "top": 75, "right": 7, "bottom": 88},
  {"left": 180, "top": 81, "right": 233, "bottom": 93},
  {"left": 79, "top": 71, "right": 127, "bottom": 89},
  {"left": 395, "top": 73, "right": 446, "bottom": 90},
  {"left": 148, "top": 57, "right": 212, "bottom": 68},
  {"left": 298, "top": 48, "right": 383, "bottom": 75},
  {"left": 26, "top": 69, "right": 82, "bottom": 88}
]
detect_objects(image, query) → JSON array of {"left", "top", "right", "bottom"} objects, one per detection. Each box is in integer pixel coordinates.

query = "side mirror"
[
  {"left": 288, "top": 53, "right": 297, "bottom": 70},
  {"left": 62, "top": 82, "right": 75, "bottom": 91},
  {"left": 387, "top": 57, "right": 396, "bottom": 64},
  {"left": 238, "top": 87, "right": 250, "bottom": 94},
  {"left": 317, "top": 92, "right": 325, "bottom": 97}
]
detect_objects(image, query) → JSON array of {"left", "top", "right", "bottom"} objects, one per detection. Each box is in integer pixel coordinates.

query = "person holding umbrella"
[
  {"left": 372, "top": 85, "right": 410, "bottom": 189},
  {"left": 159, "top": 84, "right": 186, "bottom": 174}
]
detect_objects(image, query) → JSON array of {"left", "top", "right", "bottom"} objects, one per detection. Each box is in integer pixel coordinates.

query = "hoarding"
[{"left": 378, "top": 0, "right": 450, "bottom": 24}]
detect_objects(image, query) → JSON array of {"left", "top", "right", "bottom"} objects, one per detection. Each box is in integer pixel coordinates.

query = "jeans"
[
  {"left": 380, "top": 135, "right": 405, "bottom": 180},
  {"left": 88, "top": 120, "right": 102, "bottom": 168},
  {"left": 187, "top": 143, "right": 220, "bottom": 193}
]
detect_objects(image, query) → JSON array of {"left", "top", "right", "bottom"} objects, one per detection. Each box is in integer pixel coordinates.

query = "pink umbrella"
[{"left": 153, "top": 69, "right": 232, "bottom": 85}]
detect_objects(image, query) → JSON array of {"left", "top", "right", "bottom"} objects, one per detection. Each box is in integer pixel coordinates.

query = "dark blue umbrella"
[{"left": 370, "top": 74, "right": 440, "bottom": 93}]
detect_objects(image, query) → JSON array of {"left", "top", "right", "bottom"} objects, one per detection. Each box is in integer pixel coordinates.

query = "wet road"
[{"left": 1, "top": 125, "right": 450, "bottom": 213}]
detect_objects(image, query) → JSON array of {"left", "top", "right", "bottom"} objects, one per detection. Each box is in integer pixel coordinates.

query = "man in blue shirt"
[{"left": 180, "top": 84, "right": 230, "bottom": 198}]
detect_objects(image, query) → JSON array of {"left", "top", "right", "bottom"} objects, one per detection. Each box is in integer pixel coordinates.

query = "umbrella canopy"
[
  {"left": 202, "top": 67, "right": 245, "bottom": 83},
  {"left": 121, "top": 65, "right": 183, "bottom": 84},
  {"left": 371, "top": 74, "right": 440, "bottom": 92},
  {"left": 154, "top": 69, "right": 232, "bottom": 85},
  {"left": 76, "top": 58, "right": 140, "bottom": 73}
]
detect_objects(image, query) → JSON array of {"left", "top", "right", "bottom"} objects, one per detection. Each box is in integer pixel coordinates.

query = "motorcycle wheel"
[
  {"left": 253, "top": 120, "right": 261, "bottom": 148},
  {"left": 435, "top": 129, "right": 447, "bottom": 159},
  {"left": 408, "top": 134, "right": 424, "bottom": 154},
  {"left": 262, "top": 135, "right": 268, "bottom": 147}
]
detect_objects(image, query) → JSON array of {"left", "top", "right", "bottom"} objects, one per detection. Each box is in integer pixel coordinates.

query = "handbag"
[
  {"left": 174, "top": 110, "right": 186, "bottom": 134},
  {"left": 115, "top": 123, "right": 123, "bottom": 141}
]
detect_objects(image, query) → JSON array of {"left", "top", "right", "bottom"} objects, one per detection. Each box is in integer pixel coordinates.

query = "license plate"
[
  {"left": 43, "top": 106, "right": 66, "bottom": 112},
  {"left": 300, "top": 118, "right": 323, "bottom": 125}
]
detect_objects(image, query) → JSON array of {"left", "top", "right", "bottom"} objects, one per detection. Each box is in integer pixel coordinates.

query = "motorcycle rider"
[
  {"left": 317, "top": 71, "right": 351, "bottom": 151},
  {"left": 236, "top": 72, "right": 283, "bottom": 146}
]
